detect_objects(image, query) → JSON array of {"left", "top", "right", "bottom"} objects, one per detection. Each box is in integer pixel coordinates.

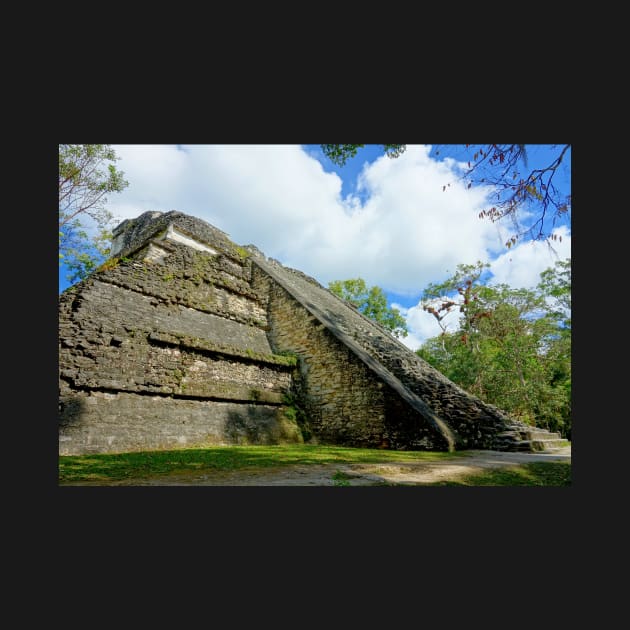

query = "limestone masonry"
[{"left": 59, "top": 210, "right": 562, "bottom": 455}]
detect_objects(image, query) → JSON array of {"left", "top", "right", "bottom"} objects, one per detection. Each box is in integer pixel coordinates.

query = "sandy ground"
[{"left": 63, "top": 446, "right": 571, "bottom": 486}]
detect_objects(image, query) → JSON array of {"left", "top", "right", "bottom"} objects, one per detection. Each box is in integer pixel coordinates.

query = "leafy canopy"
[
  {"left": 328, "top": 277, "right": 408, "bottom": 339},
  {"left": 417, "top": 259, "right": 571, "bottom": 438},
  {"left": 59, "top": 144, "right": 129, "bottom": 285}
]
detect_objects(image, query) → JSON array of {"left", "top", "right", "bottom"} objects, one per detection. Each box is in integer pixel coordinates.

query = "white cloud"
[
  {"left": 489, "top": 225, "right": 571, "bottom": 289},
  {"left": 394, "top": 300, "right": 465, "bottom": 351},
  {"left": 392, "top": 303, "right": 441, "bottom": 351},
  {"left": 108, "top": 144, "right": 507, "bottom": 296}
]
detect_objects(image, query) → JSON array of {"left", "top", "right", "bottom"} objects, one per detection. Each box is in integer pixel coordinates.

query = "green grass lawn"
[
  {"left": 59, "top": 444, "right": 570, "bottom": 486},
  {"left": 434, "top": 461, "right": 571, "bottom": 486},
  {"left": 59, "top": 444, "right": 466, "bottom": 484}
]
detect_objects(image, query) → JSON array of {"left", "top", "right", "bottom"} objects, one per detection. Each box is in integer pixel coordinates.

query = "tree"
[
  {"left": 321, "top": 144, "right": 571, "bottom": 248},
  {"left": 328, "top": 277, "right": 408, "bottom": 338},
  {"left": 321, "top": 144, "right": 406, "bottom": 166},
  {"left": 59, "top": 144, "right": 129, "bottom": 284},
  {"left": 537, "top": 257, "right": 571, "bottom": 320},
  {"left": 533, "top": 259, "right": 571, "bottom": 437},
  {"left": 416, "top": 259, "right": 571, "bottom": 437},
  {"left": 420, "top": 261, "right": 492, "bottom": 344}
]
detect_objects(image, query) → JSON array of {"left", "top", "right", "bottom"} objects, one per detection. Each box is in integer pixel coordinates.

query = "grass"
[
  {"left": 332, "top": 470, "right": 352, "bottom": 486},
  {"left": 433, "top": 461, "right": 571, "bottom": 486},
  {"left": 58, "top": 444, "right": 465, "bottom": 484},
  {"left": 59, "top": 445, "right": 571, "bottom": 486}
]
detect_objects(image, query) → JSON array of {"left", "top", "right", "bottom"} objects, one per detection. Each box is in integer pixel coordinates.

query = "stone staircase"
[{"left": 495, "top": 423, "right": 569, "bottom": 452}]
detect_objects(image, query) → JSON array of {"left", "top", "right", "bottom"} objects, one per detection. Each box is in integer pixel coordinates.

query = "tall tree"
[
  {"left": 328, "top": 277, "right": 408, "bottom": 338},
  {"left": 321, "top": 144, "right": 571, "bottom": 248},
  {"left": 416, "top": 259, "right": 571, "bottom": 437},
  {"left": 59, "top": 144, "right": 129, "bottom": 284}
]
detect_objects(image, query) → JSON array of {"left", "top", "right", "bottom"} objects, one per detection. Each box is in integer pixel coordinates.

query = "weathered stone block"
[{"left": 59, "top": 210, "right": 550, "bottom": 456}]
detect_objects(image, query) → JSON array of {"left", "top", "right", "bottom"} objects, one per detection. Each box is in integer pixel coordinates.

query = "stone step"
[
  {"left": 500, "top": 425, "right": 565, "bottom": 450},
  {"left": 531, "top": 439, "right": 570, "bottom": 451},
  {"left": 506, "top": 425, "right": 558, "bottom": 436},
  {"left": 527, "top": 430, "right": 562, "bottom": 441},
  {"left": 499, "top": 437, "right": 570, "bottom": 453},
  {"left": 507, "top": 440, "right": 535, "bottom": 452},
  {"left": 506, "top": 423, "right": 531, "bottom": 431},
  {"left": 496, "top": 431, "right": 522, "bottom": 439}
]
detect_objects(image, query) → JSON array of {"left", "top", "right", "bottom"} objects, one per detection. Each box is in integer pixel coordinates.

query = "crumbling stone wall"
[
  {"left": 59, "top": 217, "right": 302, "bottom": 455},
  {"left": 59, "top": 393, "right": 297, "bottom": 453},
  {"left": 252, "top": 268, "right": 453, "bottom": 450},
  {"left": 103, "top": 244, "right": 266, "bottom": 327},
  {"left": 111, "top": 210, "right": 241, "bottom": 260},
  {"left": 59, "top": 209, "right": 545, "bottom": 456},
  {"left": 249, "top": 254, "right": 524, "bottom": 451}
]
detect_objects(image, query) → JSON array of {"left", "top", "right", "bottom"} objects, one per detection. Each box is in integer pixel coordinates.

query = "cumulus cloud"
[
  {"left": 394, "top": 300, "right": 468, "bottom": 351},
  {"left": 392, "top": 303, "right": 443, "bottom": 351},
  {"left": 489, "top": 225, "right": 571, "bottom": 289},
  {"left": 108, "top": 144, "right": 507, "bottom": 296}
]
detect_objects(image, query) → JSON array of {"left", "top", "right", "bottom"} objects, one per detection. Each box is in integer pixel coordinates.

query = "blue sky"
[{"left": 59, "top": 144, "right": 571, "bottom": 349}]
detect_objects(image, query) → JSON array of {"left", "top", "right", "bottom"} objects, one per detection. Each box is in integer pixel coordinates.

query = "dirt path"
[{"left": 66, "top": 446, "right": 571, "bottom": 486}]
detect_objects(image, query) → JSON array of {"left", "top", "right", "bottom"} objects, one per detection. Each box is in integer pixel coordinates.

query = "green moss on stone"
[{"left": 234, "top": 246, "right": 250, "bottom": 260}]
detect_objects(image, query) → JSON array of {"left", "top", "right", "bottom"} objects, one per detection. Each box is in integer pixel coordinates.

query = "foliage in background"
[
  {"left": 416, "top": 259, "right": 571, "bottom": 438},
  {"left": 59, "top": 144, "right": 128, "bottom": 285},
  {"left": 328, "top": 277, "right": 408, "bottom": 338},
  {"left": 321, "top": 144, "right": 571, "bottom": 247}
]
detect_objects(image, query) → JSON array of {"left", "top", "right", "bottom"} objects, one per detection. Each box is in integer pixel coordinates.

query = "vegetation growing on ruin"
[
  {"left": 281, "top": 391, "right": 311, "bottom": 440},
  {"left": 234, "top": 246, "right": 250, "bottom": 261},
  {"left": 95, "top": 256, "right": 132, "bottom": 273}
]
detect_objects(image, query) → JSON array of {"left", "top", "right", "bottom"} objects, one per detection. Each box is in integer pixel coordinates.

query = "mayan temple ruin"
[{"left": 58, "top": 210, "right": 565, "bottom": 456}]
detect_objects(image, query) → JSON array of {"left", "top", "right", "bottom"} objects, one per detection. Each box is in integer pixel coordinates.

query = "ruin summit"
[{"left": 59, "top": 210, "right": 564, "bottom": 455}]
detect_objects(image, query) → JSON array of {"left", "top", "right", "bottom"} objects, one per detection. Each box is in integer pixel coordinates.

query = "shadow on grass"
[
  {"left": 431, "top": 462, "right": 571, "bottom": 486},
  {"left": 59, "top": 443, "right": 466, "bottom": 483}
]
